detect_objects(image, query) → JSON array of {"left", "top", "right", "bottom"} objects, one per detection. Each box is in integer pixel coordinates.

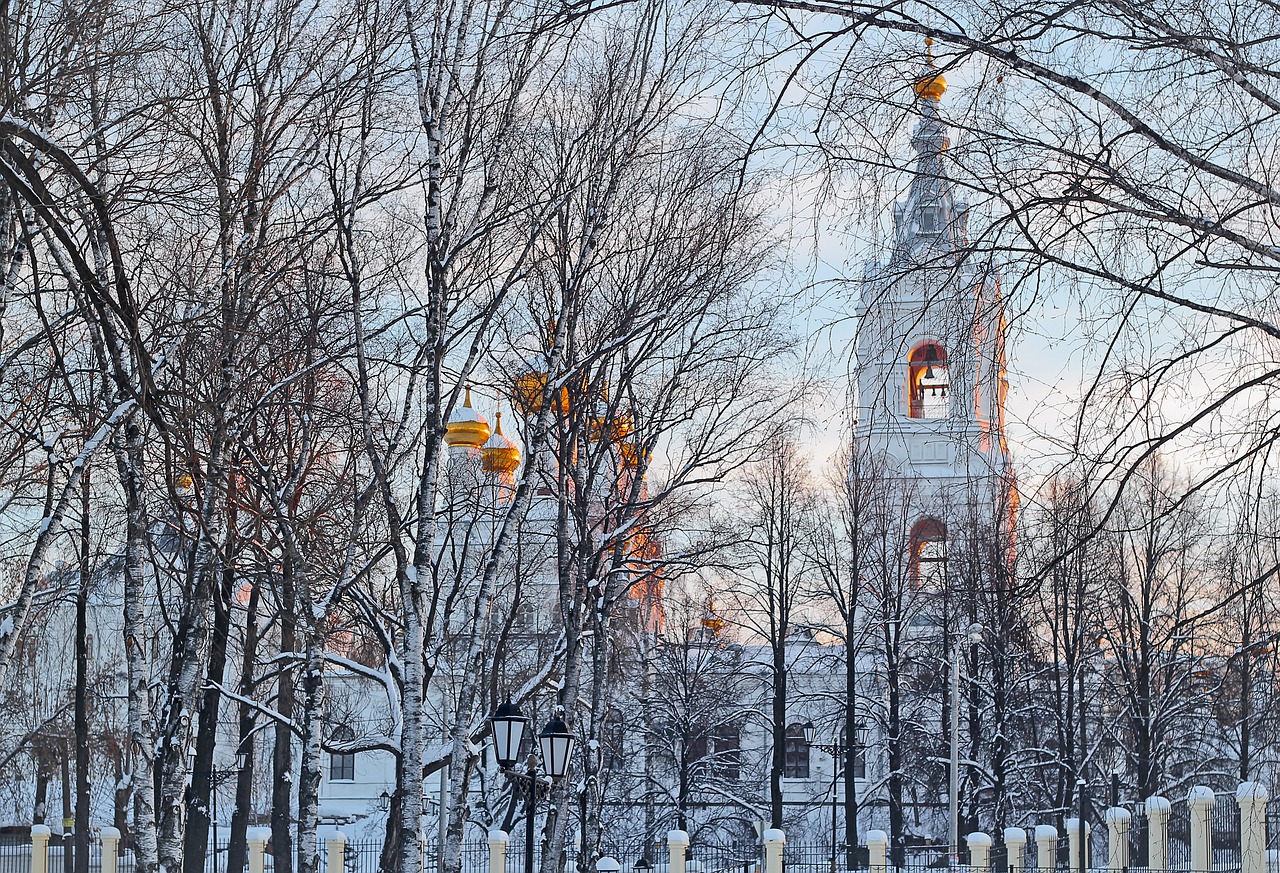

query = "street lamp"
[
  {"left": 377, "top": 790, "right": 391, "bottom": 812},
  {"left": 803, "top": 722, "right": 853, "bottom": 873},
  {"left": 949, "top": 623, "right": 983, "bottom": 867},
  {"left": 492, "top": 700, "right": 530, "bottom": 768},
  {"left": 490, "top": 702, "right": 577, "bottom": 873}
]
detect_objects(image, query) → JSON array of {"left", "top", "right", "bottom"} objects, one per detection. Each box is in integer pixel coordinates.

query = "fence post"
[
  {"left": 31, "top": 824, "right": 50, "bottom": 873},
  {"left": 248, "top": 827, "right": 270, "bottom": 873},
  {"left": 326, "top": 831, "right": 347, "bottom": 873},
  {"left": 1065, "top": 818, "right": 1090, "bottom": 871},
  {"left": 968, "top": 832, "right": 993, "bottom": 873},
  {"left": 866, "top": 830, "right": 887, "bottom": 873},
  {"left": 1146, "top": 796, "right": 1170, "bottom": 873},
  {"left": 1189, "top": 786, "right": 1215, "bottom": 872},
  {"left": 1035, "top": 825, "right": 1057, "bottom": 872},
  {"left": 1106, "top": 808, "right": 1131, "bottom": 871},
  {"left": 100, "top": 827, "right": 121, "bottom": 873},
  {"left": 1238, "top": 782, "right": 1268, "bottom": 873},
  {"left": 668, "top": 830, "right": 690, "bottom": 873},
  {"left": 1004, "top": 828, "right": 1027, "bottom": 873},
  {"left": 762, "top": 828, "right": 784, "bottom": 873},
  {"left": 488, "top": 830, "right": 509, "bottom": 873}
]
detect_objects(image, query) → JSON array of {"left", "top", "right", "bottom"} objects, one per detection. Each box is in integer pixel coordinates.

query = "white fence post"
[
  {"left": 762, "top": 828, "right": 785, "bottom": 873},
  {"left": 1035, "top": 825, "right": 1058, "bottom": 872},
  {"left": 867, "top": 830, "right": 888, "bottom": 873},
  {"left": 1238, "top": 783, "right": 1269, "bottom": 873},
  {"left": 488, "top": 830, "right": 509, "bottom": 873},
  {"left": 100, "top": 827, "right": 121, "bottom": 873},
  {"left": 248, "top": 827, "right": 270, "bottom": 873},
  {"left": 1146, "top": 796, "right": 1171, "bottom": 873},
  {"left": 1106, "top": 808, "right": 1131, "bottom": 871},
  {"left": 326, "top": 831, "right": 347, "bottom": 873},
  {"left": 1065, "top": 818, "right": 1090, "bottom": 871},
  {"left": 1004, "top": 828, "right": 1027, "bottom": 873},
  {"left": 968, "top": 832, "right": 993, "bottom": 873},
  {"left": 1189, "top": 786, "right": 1215, "bottom": 872},
  {"left": 31, "top": 825, "right": 50, "bottom": 873},
  {"left": 668, "top": 830, "right": 690, "bottom": 873}
]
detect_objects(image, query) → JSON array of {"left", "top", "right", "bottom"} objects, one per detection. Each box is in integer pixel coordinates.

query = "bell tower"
[{"left": 853, "top": 40, "right": 1014, "bottom": 577}]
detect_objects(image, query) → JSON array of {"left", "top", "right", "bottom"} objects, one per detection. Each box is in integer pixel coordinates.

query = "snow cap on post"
[
  {"left": 1034, "top": 825, "right": 1057, "bottom": 840},
  {"left": 1188, "top": 785, "right": 1215, "bottom": 808},
  {"left": 1238, "top": 782, "right": 1269, "bottom": 804},
  {"left": 596, "top": 858, "right": 621, "bottom": 873},
  {"left": 667, "top": 831, "right": 690, "bottom": 849},
  {"left": 968, "top": 833, "right": 993, "bottom": 847}
]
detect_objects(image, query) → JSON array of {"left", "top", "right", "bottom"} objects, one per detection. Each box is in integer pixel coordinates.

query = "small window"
[
  {"left": 329, "top": 726, "right": 356, "bottom": 781},
  {"left": 907, "top": 343, "right": 949, "bottom": 419},
  {"left": 918, "top": 207, "right": 940, "bottom": 234},
  {"left": 783, "top": 723, "right": 810, "bottom": 778}
]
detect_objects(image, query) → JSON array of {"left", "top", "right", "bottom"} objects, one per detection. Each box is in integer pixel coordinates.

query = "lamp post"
[
  {"left": 491, "top": 701, "right": 577, "bottom": 873},
  {"left": 949, "top": 623, "right": 983, "bottom": 867},
  {"left": 804, "top": 722, "right": 855, "bottom": 873}
]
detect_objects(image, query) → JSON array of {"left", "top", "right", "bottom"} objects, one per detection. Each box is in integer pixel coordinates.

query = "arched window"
[
  {"left": 328, "top": 726, "right": 356, "bottom": 781},
  {"left": 602, "top": 708, "right": 625, "bottom": 771},
  {"left": 908, "top": 343, "right": 950, "bottom": 419},
  {"left": 712, "top": 725, "right": 741, "bottom": 780},
  {"left": 909, "top": 518, "right": 947, "bottom": 590},
  {"left": 783, "top": 723, "right": 810, "bottom": 778}
]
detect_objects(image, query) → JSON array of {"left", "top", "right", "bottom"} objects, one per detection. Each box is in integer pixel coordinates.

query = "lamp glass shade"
[
  {"left": 236, "top": 751, "right": 248, "bottom": 770},
  {"left": 490, "top": 701, "right": 528, "bottom": 769},
  {"left": 538, "top": 716, "right": 575, "bottom": 780},
  {"left": 802, "top": 721, "right": 817, "bottom": 746}
]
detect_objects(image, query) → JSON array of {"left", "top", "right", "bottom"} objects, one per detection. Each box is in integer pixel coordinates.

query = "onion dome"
[
  {"left": 701, "top": 599, "right": 725, "bottom": 636},
  {"left": 444, "top": 386, "right": 491, "bottom": 448},
  {"left": 513, "top": 371, "right": 547, "bottom": 414},
  {"left": 482, "top": 412, "right": 521, "bottom": 474},
  {"left": 913, "top": 37, "right": 947, "bottom": 102}
]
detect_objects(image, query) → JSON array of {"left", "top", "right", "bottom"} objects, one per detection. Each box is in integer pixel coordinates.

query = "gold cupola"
[
  {"left": 912, "top": 37, "right": 947, "bottom": 102},
  {"left": 444, "top": 386, "right": 491, "bottom": 449},
  {"left": 482, "top": 411, "right": 521, "bottom": 474},
  {"left": 701, "top": 599, "right": 726, "bottom": 636}
]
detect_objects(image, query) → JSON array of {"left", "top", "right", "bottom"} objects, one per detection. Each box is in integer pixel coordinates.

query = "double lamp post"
[{"left": 490, "top": 701, "right": 577, "bottom": 873}]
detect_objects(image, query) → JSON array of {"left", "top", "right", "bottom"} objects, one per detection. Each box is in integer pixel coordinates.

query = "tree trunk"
[
  {"left": 115, "top": 418, "right": 160, "bottom": 873},
  {"left": 228, "top": 575, "right": 262, "bottom": 873},
  {"left": 272, "top": 556, "right": 298, "bottom": 873},
  {"left": 295, "top": 633, "right": 326, "bottom": 873},
  {"left": 74, "top": 468, "right": 91, "bottom": 873},
  {"left": 183, "top": 558, "right": 233, "bottom": 873}
]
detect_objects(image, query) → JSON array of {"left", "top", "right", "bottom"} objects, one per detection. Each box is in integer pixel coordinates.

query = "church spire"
[{"left": 892, "top": 37, "right": 968, "bottom": 263}]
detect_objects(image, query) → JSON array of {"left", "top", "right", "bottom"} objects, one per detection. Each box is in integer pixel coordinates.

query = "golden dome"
[
  {"left": 482, "top": 412, "right": 521, "bottom": 474},
  {"left": 701, "top": 599, "right": 725, "bottom": 636},
  {"left": 913, "top": 37, "right": 947, "bottom": 102},
  {"left": 444, "top": 386, "right": 491, "bottom": 448}
]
